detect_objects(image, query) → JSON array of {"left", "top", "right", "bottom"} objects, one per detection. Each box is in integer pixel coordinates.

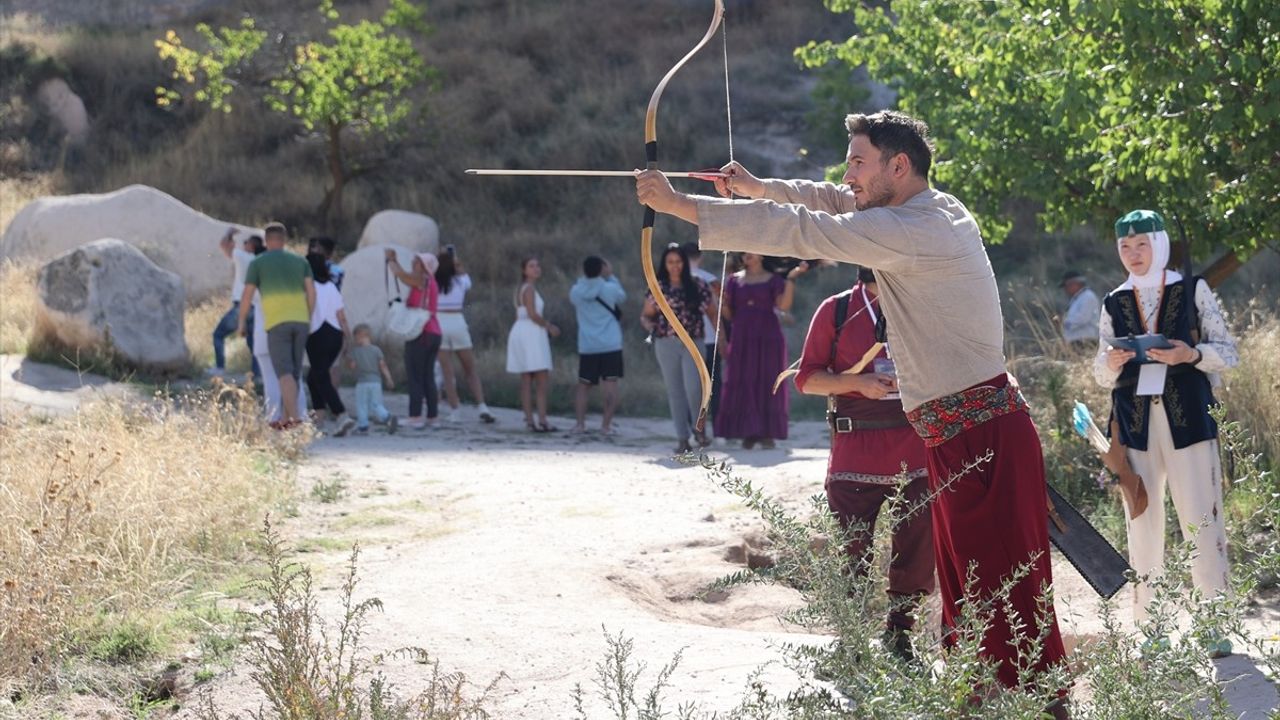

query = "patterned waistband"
[
  {"left": 827, "top": 467, "right": 929, "bottom": 486},
  {"left": 905, "top": 375, "right": 1029, "bottom": 447}
]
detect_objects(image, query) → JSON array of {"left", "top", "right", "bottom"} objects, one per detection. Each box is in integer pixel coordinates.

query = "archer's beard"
[{"left": 851, "top": 187, "right": 892, "bottom": 211}]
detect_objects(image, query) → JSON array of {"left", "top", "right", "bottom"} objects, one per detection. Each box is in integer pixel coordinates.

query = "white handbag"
[{"left": 385, "top": 263, "right": 431, "bottom": 341}]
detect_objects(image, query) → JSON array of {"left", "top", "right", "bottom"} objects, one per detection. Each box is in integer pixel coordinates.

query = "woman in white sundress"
[{"left": 507, "top": 257, "right": 560, "bottom": 432}]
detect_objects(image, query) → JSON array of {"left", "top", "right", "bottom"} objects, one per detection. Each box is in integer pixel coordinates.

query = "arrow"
[{"left": 463, "top": 167, "right": 727, "bottom": 179}]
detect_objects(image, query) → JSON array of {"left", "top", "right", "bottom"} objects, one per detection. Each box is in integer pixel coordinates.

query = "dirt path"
[
  {"left": 178, "top": 400, "right": 1279, "bottom": 718},
  {"left": 1, "top": 358, "right": 1275, "bottom": 717}
]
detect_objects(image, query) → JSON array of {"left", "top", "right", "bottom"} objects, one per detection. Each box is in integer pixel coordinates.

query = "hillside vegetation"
[{"left": 1, "top": 0, "right": 849, "bottom": 416}]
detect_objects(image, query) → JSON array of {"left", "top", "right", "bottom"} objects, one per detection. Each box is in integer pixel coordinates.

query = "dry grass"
[
  {"left": 1220, "top": 308, "right": 1280, "bottom": 463},
  {"left": 0, "top": 259, "right": 40, "bottom": 355},
  {"left": 0, "top": 383, "right": 307, "bottom": 691}
]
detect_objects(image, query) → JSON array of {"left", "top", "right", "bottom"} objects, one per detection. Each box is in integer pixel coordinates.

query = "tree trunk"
[
  {"left": 319, "top": 120, "right": 346, "bottom": 226},
  {"left": 1171, "top": 241, "right": 1247, "bottom": 289},
  {"left": 1202, "top": 250, "right": 1246, "bottom": 289}
]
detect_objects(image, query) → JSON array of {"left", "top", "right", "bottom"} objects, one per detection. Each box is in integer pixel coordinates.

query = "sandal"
[
  {"left": 537, "top": 422, "right": 557, "bottom": 433},
  {"left": 526, "top": 419, "right": 539, "bottom": 432}
]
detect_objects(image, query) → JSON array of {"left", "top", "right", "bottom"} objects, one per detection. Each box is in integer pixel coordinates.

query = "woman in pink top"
[{"left": 385, "top": 250, "right": 442, "bottom": 429}]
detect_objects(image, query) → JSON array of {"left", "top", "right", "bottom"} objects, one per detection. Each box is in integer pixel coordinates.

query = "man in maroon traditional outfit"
[
  {"left": 795, "top": 267, "right": 934, "bottom": 661},
  {"left": 636, "top": 110, "right": 1068, "bottom": 718}
]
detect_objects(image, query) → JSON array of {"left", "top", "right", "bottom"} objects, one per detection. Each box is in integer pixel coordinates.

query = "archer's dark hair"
[
  {"left": 435, "top": 250, "right": 457, "bottom": 294},
  {"left": 583, "top": 256, "right": 604, "bottom": 278},
  {"left": 660, "top": 244, "right": 701, "bottom": 309},
  {"left": 307, "top": 252, "right": 332, "bottom": 283},
  {"left": 679, "top": 241, "right": 702, "bottom": 260},
  {"left": 845, "top": 110, "right": 934, "bottom": 179},
  {"left": 247, "top": 235, "right": 266, "bottom": 255}
]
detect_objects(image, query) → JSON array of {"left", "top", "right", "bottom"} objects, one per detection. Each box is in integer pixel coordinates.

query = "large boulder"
[
  {"left": 357, "top": 210, "right": 439, "bottom": 254},
  {"left": 1, "top": 185, "right": 258, "bottom": 301},
  {"left": 341, "top": 244, "right": 433, "bottom": 342},
  {"left": 35, "top": 239, "right": 189, "bottom": 371}
]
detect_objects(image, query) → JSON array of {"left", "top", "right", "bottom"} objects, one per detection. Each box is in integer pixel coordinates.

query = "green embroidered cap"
[{"left": 1115, "top": 209, "right": 1165, "bottom": 237}]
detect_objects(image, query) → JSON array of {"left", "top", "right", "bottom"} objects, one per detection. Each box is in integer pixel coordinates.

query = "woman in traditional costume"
[{"left": 1094, "top": 209, "right": 1238, "bottom": 656}]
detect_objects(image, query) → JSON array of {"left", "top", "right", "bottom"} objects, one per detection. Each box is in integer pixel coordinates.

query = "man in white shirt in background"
[
  {"left": 212, "top": 227, "right": 262, "bottom": 377},
  {"left": 1059, "top": 269, "right": 1100, "bottom": 350}
]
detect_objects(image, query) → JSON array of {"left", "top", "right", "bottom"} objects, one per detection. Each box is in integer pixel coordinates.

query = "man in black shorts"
[{"left": 569, "top": 255, "right": 626, "bottom": 434}]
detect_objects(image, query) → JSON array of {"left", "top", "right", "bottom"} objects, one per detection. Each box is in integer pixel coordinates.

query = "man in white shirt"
[
  {"left": 212, "top": 228, "right": 263, "bottom": 376},
  {"left": 1059, "top": 269, "right": 1100, "bottom": 348}
]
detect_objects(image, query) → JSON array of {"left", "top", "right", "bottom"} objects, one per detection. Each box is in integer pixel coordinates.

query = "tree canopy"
[
  {"left": 157, "top": 0, "right": 435, "bottom": 223},
  {"left": 799, "top": 0, "right": 1278, "bottom": 268}
]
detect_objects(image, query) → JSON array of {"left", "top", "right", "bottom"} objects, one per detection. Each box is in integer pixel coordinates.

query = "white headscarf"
[{"left": 1117, "top": 229, "right": 1177, "bottom": 289}]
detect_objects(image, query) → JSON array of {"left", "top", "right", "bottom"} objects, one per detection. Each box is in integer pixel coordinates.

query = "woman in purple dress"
[{"left": 717, "top": 252, "right": 806, "bottom": 448}]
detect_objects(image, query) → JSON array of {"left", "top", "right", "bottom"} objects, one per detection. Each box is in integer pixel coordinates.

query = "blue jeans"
[
  {"left": 355, "top": 381, "right": 391, "bottom": 429},
  {"left": 212, "top": 302, "right": 239, "bottom": 369},
  {"left": 212, "top": 301, "right": 260, "bottom": 375}
]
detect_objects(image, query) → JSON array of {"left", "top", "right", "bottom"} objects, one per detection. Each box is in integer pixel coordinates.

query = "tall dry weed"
[{"left": 0, "top": 382, "right": 305, "bottom": 690}]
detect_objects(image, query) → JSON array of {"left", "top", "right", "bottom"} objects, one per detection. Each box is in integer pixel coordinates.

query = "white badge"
[
  {"left": 873, "top": 357, "right": 901, "bottom": 401},
  {"left": 1136, "top": 363, "right": 1167, "bottom": 396}
]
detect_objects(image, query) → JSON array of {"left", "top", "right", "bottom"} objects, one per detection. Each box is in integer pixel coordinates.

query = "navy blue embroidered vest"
[{"left": 1104, "top": 278, "right": 1216, "bottom": 451}]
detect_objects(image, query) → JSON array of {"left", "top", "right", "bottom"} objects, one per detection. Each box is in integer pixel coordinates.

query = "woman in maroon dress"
[{"left": 716, "top": 252, "right": 806, "bottom": 448}]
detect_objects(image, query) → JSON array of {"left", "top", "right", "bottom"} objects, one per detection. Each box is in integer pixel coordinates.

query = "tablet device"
[{"left": 1109, "top": 333, "right": 1174, "bottom": 363}]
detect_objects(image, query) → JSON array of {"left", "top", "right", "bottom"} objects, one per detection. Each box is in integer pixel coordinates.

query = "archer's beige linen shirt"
[{"left": 697, "top": 180, "right": 1007, "bottom": 413}]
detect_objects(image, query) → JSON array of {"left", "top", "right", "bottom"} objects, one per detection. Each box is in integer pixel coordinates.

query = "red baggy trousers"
[{"left": 926, "top": 406, "right": 1067, "bottom": 688}]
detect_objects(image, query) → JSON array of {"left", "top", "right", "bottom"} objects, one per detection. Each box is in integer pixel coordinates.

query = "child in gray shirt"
[{"left": 347, "top": 324, "right": 397, "bottom": 434}]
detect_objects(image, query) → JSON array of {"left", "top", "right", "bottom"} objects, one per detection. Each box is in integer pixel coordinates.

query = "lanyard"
[
  {"left": 860, "top": 285, "right": 891, "bottom": 358},
  {"left": 1132, "top": 271, "right": 1166, "bottom": 334},
  {"left": 860, "top": 285, "right": 877, "bottom": 325}
]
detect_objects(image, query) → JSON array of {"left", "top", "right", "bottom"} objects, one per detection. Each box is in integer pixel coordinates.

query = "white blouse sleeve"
[
  {"left": 1093, "top": 302, "right": 1121, "bottom": 389},
  {"left": 1192, "top": 279, "right": 1238, "bottom": 374}
]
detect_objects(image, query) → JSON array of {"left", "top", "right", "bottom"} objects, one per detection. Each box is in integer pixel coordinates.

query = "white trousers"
[
  {"left": 1124, "top": 401, "right": 1230, "bottom": 623},
  {"left": 255, "top": 350, "right": 307, "bottom": 422}
]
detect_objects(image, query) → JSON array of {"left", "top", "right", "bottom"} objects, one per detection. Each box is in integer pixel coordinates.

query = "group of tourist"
[{"left": 213, "top": 222, "right": 817, "bottom": 448}]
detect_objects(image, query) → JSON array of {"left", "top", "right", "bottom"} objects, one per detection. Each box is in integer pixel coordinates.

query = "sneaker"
[
  {"left": 353, "top": 426, "right": 370, "bottom": 435},
  {"left": 333, "top": 417, "right": 356, "bottom": 437},
  {"left": 478, "top": 406, "right": 496, "bottom": 424},
  {"left": 387, "top": 416, "right": 399, "bottom": 434},
  {"left": 446, "top": 409, "right": 462, "bottom": 423}
]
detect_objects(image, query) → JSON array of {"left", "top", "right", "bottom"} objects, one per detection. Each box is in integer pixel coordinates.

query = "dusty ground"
[{"left": 2, "top": 357, "right": 1277, "bottom": 718}]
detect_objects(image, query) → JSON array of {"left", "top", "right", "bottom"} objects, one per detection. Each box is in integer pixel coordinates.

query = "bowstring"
[{"left": 709, "top": 12, "right": 732, "bottom": 400}]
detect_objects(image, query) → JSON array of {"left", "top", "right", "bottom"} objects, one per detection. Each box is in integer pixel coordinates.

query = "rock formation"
[
  {"left": 35, "top": 239, "right": 188, "bottom": 371},
  {"left": 1, "top": 185, "right": 258, "bottom": 301},
  {"left": 357, "top": 210, "right": 439, "bottom": 254},
  {"left": 34, "top": 78, "right": 89, "bottom": 145}
]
